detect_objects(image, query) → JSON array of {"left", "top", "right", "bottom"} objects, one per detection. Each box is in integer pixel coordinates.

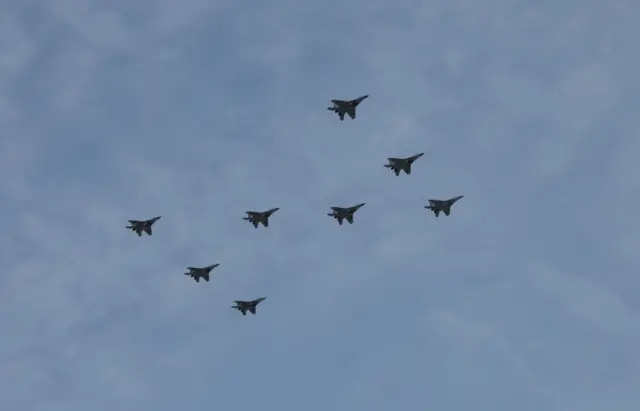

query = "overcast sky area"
[{"left": 1, "top": 0, "right": 639, "bottom": 410}]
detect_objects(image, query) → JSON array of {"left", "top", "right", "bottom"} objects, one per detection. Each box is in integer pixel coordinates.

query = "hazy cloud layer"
[{"left": 1, "top": 1, "right": 638, "bottom": 410}]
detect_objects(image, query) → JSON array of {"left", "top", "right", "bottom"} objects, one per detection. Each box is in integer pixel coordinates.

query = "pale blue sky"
[{"left": 1, "top": 1, "right": 639, "bottom": 410}]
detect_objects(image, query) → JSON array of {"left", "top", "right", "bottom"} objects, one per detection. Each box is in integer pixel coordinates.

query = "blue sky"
[{"left": 1, "top": 1, "right": 639, "bottom": 410}]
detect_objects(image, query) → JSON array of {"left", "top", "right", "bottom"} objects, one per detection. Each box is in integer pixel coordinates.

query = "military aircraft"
[
  {"left": 232, "top": 297, "right": 267, "bottom": 315},
  {"left": 243, "top": 207, "right": 280, "bottom": 228},
  {"left": 384, "top": 152, "right": 425, "bottom": 176},
  {"left": 327, "top": 203, "right": 365, "bottom": 225},
  {"left": 126, "top": 216, "right": 162, "bottom": 236},
  {"left": 327, "top": 95, "right": 369, "bottom": 121},
  {"left": 425, "top": 196, "right": 464, "bottom": 217},
  {"left": 184, "top": 264, "right": 219, "bottom": 283}
]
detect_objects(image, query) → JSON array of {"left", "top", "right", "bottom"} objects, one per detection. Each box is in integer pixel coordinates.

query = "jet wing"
[
  {"left": 353, "top": 95, "right": 368, "bottom": 105},
  {"left": 143, "top": 226, "right": 152, "bottom": 235},
  {"left": 128, "top": 220, "right": 140, "bottom": 224},
  {"left": 346, "top": 107, "right": 356, "bottom": 119},
  {"left": 261, "top": 218, "right": 269, "bottom": 227},
  {"left": 337, "top": 216, "right": 344, "bottom": 225},
  {"left": 442, "top": 205, "right": 451, "bottom": 216},
  {"left": 249, "top": 306, "right": 256, "bottom": 315},
  {"left": 339, "top": 111, "right": 345, "bottom": 121},
  {"left": 331, "top": 99, "right": 346, "bottom": 105},
  {"left": 346, "top": 215, "right": 354, "bottom": 224},
  {"left": 202, "top": 272, "right": 210, "bottom": 282},
  {"left": 405, "top": 164, "right": 412, "bottom": 175}
]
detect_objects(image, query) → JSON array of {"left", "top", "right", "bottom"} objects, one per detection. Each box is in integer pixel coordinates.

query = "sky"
[{"left": 1, "top": 0, "right": 639, "bottom": 410}]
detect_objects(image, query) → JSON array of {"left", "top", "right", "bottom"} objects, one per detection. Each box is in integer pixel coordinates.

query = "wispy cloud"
[{"left": 1, "top": 1, "right": 639, "bottom": 410}]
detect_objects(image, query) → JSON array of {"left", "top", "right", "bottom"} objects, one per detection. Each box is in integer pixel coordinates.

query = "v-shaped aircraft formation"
[{"left": 124, "top": 95, "right": 463, "bottom": 317}]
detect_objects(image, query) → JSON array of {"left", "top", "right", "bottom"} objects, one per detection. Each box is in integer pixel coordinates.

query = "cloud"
[{"left": 1, "top": 1, "right": 639, "bottom": 410}]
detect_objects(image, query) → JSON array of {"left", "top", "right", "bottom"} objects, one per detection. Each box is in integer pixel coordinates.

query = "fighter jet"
[
  {"left": 327, "top": 203, "right": 365, "bottom": 225},
  {"left": 184, "top": 264, "right": 219, "bottom": 283},
  {"left": 384, "top": 152, "right": 425, "bottom": 176},
  {"left": 232, "top": 297, "right": 267, "bottom": 315},
  {"left": 327, "top": 95, "right": 369, "bottom": 121},
  {"left": 425, "top": 196, "right": 464, "bottom": 217},
  {"left": 126, "top": 216, "right": 161, "bottom": 236},
  {"left": 243, "top": 208, "right": 280, "bottom": 228}
]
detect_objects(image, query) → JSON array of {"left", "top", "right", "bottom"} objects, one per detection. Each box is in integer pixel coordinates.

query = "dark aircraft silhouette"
[
  {"left": 425, "top": 196, "right": 464, "bottom": 217},
  {"left": 243, "top": 208, "right": 280, "bottom": 228},
  {"left": 327, "top": 203, "right": 365, "bottom": 225},
  {"left": 327, "top": 95, "right": 369, "bottom": 121},
  {"left": 384, "top": 152, "right": 424, "bottom": 176},
  {"left": 232, "top": 297, "right": 267, "bottom": 315},
  {"left": 184, "top": 264, "right": 219, "bottom": 283},
  {"left": 126, "top": 216, "right": 161, "bottom": 236}
]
